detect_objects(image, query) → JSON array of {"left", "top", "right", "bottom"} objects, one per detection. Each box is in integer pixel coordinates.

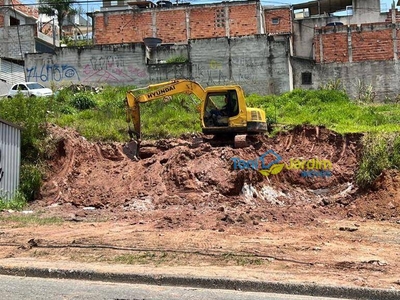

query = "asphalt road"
[{"left": 0, "top": 274, "right": 354, "bottom": 300}]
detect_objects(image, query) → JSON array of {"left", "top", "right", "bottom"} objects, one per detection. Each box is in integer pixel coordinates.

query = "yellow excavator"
[{"left": 125, "top": 79, "right": 268, "bottom": 156}]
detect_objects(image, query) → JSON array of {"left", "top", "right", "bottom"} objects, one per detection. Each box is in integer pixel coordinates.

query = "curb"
[{"left": 0, "top": 265, "right": 399, "bottom": 299}]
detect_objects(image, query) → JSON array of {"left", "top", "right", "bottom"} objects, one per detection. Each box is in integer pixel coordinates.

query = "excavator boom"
[{"left": 125, "top": 80, "right": 207, "bottom": 156}]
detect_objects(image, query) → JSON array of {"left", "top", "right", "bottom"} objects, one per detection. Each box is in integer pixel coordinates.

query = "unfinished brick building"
[{"left": 91, "top": 0, "right": 292, "bottom": 44}]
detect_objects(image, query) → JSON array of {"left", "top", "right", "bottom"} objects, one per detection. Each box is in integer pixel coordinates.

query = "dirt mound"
[
  {"left": 348, "top": 170, "right": 400, "bottom": 220},
  {"left": 37, "top": 124, "right": 400, "bottom": 224}
]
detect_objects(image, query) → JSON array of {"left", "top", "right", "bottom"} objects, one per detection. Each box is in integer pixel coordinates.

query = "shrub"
[
  {"left": 166, "top": 56, "right": 188, "bottom": 63},
  {"left": 356, "top": 133, "right": 400, "bottom": 188},
  {"left": 70, "top": 93, "right": 97, "bottom": 110},
  {"left": 0, "top": 191, "right": 27, "bottom": 211},
  {"left": 19, "top": 164, "right": 42, "bottom": 201}
]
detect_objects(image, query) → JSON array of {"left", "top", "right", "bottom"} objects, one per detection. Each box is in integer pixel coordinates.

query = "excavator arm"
[{"left": 125, "top": 79, "right": 207, "bottom": 155}]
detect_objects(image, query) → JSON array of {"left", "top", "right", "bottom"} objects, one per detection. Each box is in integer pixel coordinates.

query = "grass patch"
[
  {"left": 247, "top": 89, "right": 400, "bottom": 134},
  {"left": 0, "top": 192, "right": 27, "bottom": 211},
  {"left": 113, "top": 252, "right": 170, "bottom": 265},
  {"left": 140, "top": 94, "right": 201, "bottom": 139},
  {"left": 222, "top": 252, "right": 264, "bottom": 266},
  {"left": 0, "top": 214, "right": 64, "bottom": 227}
]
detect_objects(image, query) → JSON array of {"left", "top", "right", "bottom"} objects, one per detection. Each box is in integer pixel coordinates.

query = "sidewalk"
[{"left": 0, "top": 258, "right": 398, "bottom": 300}]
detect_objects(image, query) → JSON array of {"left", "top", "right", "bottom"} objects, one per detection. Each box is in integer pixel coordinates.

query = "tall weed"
[
  {"left": 356, "top": 133, "right": 400, "bottom": 188},
  {"left": 0, "top": 94, "right": 49, "bottom": 162}
]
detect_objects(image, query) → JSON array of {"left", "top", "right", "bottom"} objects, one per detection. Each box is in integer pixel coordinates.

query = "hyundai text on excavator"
[{"left": 125, "top": 79, "right": 268, "bottom": 157}]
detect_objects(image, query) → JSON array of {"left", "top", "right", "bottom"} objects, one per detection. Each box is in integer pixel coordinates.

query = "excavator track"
[{"left": 203, "top": 134, "right": 264, "bottom": 149}]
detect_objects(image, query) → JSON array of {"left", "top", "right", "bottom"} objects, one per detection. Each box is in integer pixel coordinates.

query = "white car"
[{"left": 7, "top": 82, "right": 53, "bottom": 98}]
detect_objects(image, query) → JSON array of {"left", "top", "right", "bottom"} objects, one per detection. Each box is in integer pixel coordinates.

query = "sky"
[{"left": 22, "top": 0, "right": 398, "bottom": 14}]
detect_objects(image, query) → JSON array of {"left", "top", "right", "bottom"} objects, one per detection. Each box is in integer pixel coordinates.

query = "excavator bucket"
[{"left": 123, "top": 139, "right": 140, "bottom": 160}]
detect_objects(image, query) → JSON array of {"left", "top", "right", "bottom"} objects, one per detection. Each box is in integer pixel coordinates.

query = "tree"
[{"left": 38, "top": 0, "right": 77, "bottom": 41}]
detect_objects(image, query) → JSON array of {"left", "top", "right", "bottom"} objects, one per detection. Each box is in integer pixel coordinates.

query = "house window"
[
  {"left": 10, "top": 16, "right": 20, "bottom": 26},
  {"left": 346, "top": 5, "right": 353, "bottom": 16},
  {"left": 271, "top": 18, "right": 280, "bottom": 25},
  {"left": 302, "top": 72, "right": 312, "bottom": 85}
]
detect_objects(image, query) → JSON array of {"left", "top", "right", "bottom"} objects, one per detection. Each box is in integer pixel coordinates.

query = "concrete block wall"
[
  {"left": 190, "top": 37, "right": 231, "bottom": 86},
  {"left": 25, "top": 35, "right": 291, "bottom": 97},
  {"left": 189, "top": 35, "right": 290, "bottom": 95},
  {"left": 291, "top": 58, "right": 400, "bottom": 101},
  {"left": 25, "top": 44, "right": 151, "bottom": 87},
  {"left": 0, "top": 25, "right": 36, "bottom": 60}
]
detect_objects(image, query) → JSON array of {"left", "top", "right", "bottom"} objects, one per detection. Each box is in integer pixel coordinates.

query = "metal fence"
[
  {"left": 0, "top": 58, "right": 25, "bottom": 85},
  {"left": 0, "top": 119, "right": 21, "bottom": 201}
]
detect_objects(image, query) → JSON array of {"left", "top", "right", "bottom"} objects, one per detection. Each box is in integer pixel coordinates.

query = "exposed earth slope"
[{"left": 1, "top": 124, "right": 399, "bottom": 290}]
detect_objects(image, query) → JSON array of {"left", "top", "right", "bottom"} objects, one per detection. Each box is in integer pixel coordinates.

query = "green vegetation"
[
  {"left": 166, "top": 56, "right": 188, "bottom": 63},
  {"left": 222, "top": 252, "right": 264, "bottom": 266},
  {"left": 1, "top": 80, "right": 400, "bottom": 202},
  {"left": 53, "top": 86, "right": 200, "bottom": 141},
  {"left": 139, "top": 94, "right": 201, "bottom": 139},
  {"left": 0, "top": 192, "right": 27, "bottom": 211},
  {"left": 246, "top": 87, "right": 400, "bottom": 187},
  {"left": 0, "top": 94, "right": 49, "bottom": 204},
  {"left": 114, "top": 252, "right": 159, "bottom": 265},
  {"left": 0, "top": 214, "right": 63, "bottom": 227},
  {"left": 356, "top": 132, "right": 400, "bottom": 188},
  {"left": 246, "top": 89, "right": 400, "bottom": 134},
  {"left": 38, "top": 0, "right": 77, "bottom": 41}
]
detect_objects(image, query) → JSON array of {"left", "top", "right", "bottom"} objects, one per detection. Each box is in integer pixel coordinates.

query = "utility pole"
[
  {"left": 87, "top": 0, "right": 89, "bottom": 42},
  {"left": 52, "top": 17, "right": 55, "bottom": 46}
]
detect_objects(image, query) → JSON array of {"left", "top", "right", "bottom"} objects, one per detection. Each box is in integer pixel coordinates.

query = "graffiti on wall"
[
  {"left": 26, "top": 63, "right": 80, "bottom": 82},
  {"left": 148, "top": 63, "right": 188, "bottom": 81},
  {"left": 231, "top": 56, "right": 267, "bottom": 82},
  {"left": 192, "top": 56, "right": 267, "bottom": 85},
  {"left": 83, "top": 55, "right": 147, "bottom": 83},
  {"left": 192, "top": 61, "right": 229, "bottom": 86},
  {"left": 26, "top": 55, "right": 148, "bottom": 85}
]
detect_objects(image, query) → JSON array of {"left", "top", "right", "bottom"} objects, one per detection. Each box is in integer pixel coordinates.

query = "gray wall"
[
  {"left": 0, "top": 25, "right": 36, "bottom": 60},
  {"left": 25, "top": 35, "right": 291, "bottom": 96},
  {"left": 292, "top": 58, "right": 400, "bottom": 101},
  {"left": 0, "top": 120, "right": 21, "bottom": 201},
  {"left": 190, "top": 35, "right": 290, "bottom": 95},
  {"left": 0, "top": 59, "right": 25, "bottom": 87}
]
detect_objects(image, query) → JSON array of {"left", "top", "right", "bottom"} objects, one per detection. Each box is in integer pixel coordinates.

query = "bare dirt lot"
[{"left": 0, "top": 124, "right": 399, "bottom": 290}]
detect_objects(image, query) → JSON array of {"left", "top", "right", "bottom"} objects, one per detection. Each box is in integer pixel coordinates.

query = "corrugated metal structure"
[
  {"left": 0, "top": 119, "right": 21, "bottom": 201},
  {"left": 0, "top": 58, "right": 25, "bottom": 85}
]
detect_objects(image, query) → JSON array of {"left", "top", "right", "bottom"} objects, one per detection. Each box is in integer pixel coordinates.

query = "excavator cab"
[{"left": 203, "top": 90, "right": 239, "bottom": 127}]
